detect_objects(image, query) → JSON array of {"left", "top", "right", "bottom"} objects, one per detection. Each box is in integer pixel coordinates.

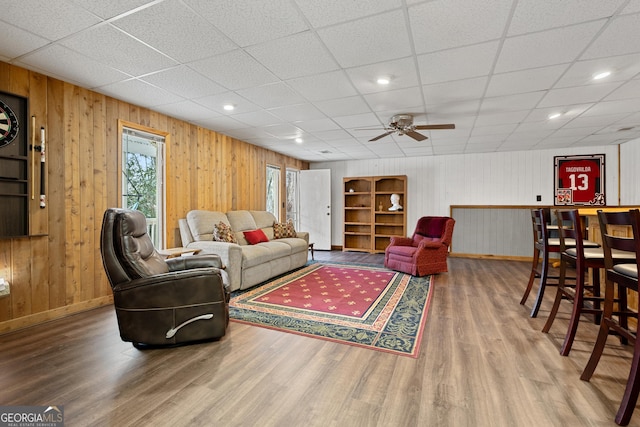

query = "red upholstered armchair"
[{"left": 384, "top": 216, "right": 455, "bottom": 276}]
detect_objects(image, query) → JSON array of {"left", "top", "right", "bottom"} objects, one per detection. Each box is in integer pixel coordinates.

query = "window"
[
  {"left": 120, "top": 122, "right": 167, "bottom": 248},
  {"left": 266, "top": 165, "right": 280, "bottom": 219},
  {"left": 286, "top": 168, "right": 299, "bottom": 228}
]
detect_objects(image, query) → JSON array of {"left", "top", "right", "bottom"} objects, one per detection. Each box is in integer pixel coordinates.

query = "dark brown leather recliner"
[{"left": 100, "top": 208, "right": 229, "bottom": 348}]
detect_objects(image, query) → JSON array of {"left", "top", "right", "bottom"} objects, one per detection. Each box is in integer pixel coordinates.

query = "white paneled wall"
[
  {"left": 621, "top": 139, "right": 640, "bottom": 204},
  {"left": 311, "top": 142, "right": 639, "bottom": 247}
]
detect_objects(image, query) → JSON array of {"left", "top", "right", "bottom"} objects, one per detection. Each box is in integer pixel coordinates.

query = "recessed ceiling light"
[
  {"left": 592, "top": 71, "right": 611, "bottom": 80},
  {"left": 376, "top": 76, "right": 390, "bottom": 85},
  {"left": 223, "top": 104, "right": 235, "bottom": 111},
  {"left": 548, "top": 113, "right": 562, "bottom": 120},
  {"left": 295, "top": 137, "right": 303, "bottom": 143}
]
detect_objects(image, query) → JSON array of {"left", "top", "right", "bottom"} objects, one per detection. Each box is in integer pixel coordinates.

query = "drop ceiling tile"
[
  {"left": 480, "top": 92, "right": 546, "bottom": 113},
  {"left": 230, "top": 110, "right": 283, "bottom": 127},
  {"left": 223, "top": 127, "right": 278, "bottom": 140},
  {"left": 0, "top": 23, "right": 49, "bottom": 59},
  {"left": 471, "top": 124, "right": 519, "bottom": 136},
  {"left": 141, "top": 66, "right": 226, "bottom": 98},
  {"left": 580, "top": 99, "right": 640, "bottom": 117},
  {"left": 99, "top": 79, "right": 184, "bottom": 108},
  {"left": 317, "top": 10, "right": 412, "bottom": 68},
  {"left": 194, "top": 91, "right": 260, "bottom": 115},
  {"left": 246, "top": 32, "right": 339, "bottom": 80},
  {"left": 508, "top": 0, "right": 626, "bottom": 36},
  {"left": 495, "top": 21, "right": 605, "bottom": 73},
  {"left": 515, "top": 119, "right": 568, "bottom": 133},
  {"left": 314, "top": 130, "right": 356, "bottom": 141},
  {"left": 287, "top": 70, "right": 358, "bottom": 101},
  {"left": 552, "top": 127, "right": 605, "bottom": 138},
  {"left": 60, "top": 24, "right": 178, "bottom": 76},
  {"left": 554, "top": 54, "right": 640, "bottom": 88},
  {"left": 581, "top": 14, "right": 640, "bottom": 59},
  {"left": 427, "top": 100, "right": 482, "bottom": 116},
  {"left": 313, "top": 96, "right": 372, "bottom": 116},
  {"left": 622, "top": 0, "right": 640, "bottom": 13},
  {"left": 112, "top": 0, "right": 235, "bottom": 63},
  {"left": 236, "top": 82, "right": 306, "bottom": 109},
  {"left": 475, "top": 110, "right": 530, "bottom": 126},
  {"left": 524, "top": 103, "right": 593, "bottom": 122},
  {"left": 152, "top": 100, "right": 219, "bottom": 122},
  {"left": 294, "top": 118, "right": 342, "bottom": 133},
  {"left": 562, "top": 113, "right": 630, "bottom": 128},
  {"left": 2, "top": 0, "right": 101, "bottom": 40},
  {"left": 433, "top": 145, "right": 467, "bottom": 155},
  {"left": 16, "top": 44, "right": 130, "bottom": 89},
  {"left": 294, "top": 0, "right": 400, "bottom": 27},
  {"left": 424, "top": 77, "right": 488, "bottom": 106},
  {"left": 262, "top": 123, "right": 305, "bottom": 139},
  {"left": 534, "top": 136, "right": 583, "bottom": 147},
  {"left": 267, "top": 103, "right": 327, "bottom": 122},
  {"left": 507, "top": 128, "right": 555, "bottom": 139},
  {"left": 363, "top": 87, "right": 424, "bottom": 113},
  {"left": 193, "top": 115, "right": 246, "bottom": 132},
  {"left": 333, "top": 112, "right": 381, "bottom": 129},
  {"left": 486, "top": 65, "right": 569, "bottom": 97},
  {"left": 184, "top": 0, "right": 308, "bottom": 47},
  {"left": 579, "top": 133, "right": 633, "bottom": 145},
  {"left": 410, "top": 0, "right": 513, "bottom": 53},
  {"left": 189, "top": 50, "right": 279, "bottom": 91},
  {"left": 538, "top": 82, "right": 623, "bottom": 108},
  {"left": 346, "top": 57, "right": 420, "bottom": 94},
  {"left": 418, "top": 41, "right": 500, "bottom": 84},
  {"left": 70, "top": 0, "right": 152, "bottom": 19}
]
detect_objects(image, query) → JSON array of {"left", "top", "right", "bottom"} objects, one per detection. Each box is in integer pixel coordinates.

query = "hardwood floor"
[{"left": 1, "top": 252, "right": 638, "bottom": 426}]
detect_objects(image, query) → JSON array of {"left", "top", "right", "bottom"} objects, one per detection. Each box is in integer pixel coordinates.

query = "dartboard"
[{"left": 0, "top": 99, "right": 19, "bottom": 148}]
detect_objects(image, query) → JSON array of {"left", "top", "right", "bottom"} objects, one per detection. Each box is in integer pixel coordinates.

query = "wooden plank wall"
[{"left": 0, "top": 62, "right": 307, "bottom": 333}]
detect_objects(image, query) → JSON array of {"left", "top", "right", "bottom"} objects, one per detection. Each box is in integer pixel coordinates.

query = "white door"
[{"left": 299, "top": 169, "right": 331, "bottom": 250}]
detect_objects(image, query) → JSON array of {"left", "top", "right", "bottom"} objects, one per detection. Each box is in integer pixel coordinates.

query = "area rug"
[{"left": 229, "top": 262, "right": 433, "bottom": 358}]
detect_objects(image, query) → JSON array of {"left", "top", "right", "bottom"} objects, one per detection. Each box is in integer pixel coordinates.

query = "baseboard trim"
[
  {"left": 450, "top": 253, "right": 531, "bottom": 262},
  {"left": 0, "top": 295, "right": 114, "bottom": 335}
]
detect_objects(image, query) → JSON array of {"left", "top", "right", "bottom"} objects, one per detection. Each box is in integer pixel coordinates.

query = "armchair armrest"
[
  {"left": 166, "top": 254, "right": 225, "bottom": 271},
  {"left": 418, "top": 240, "right": 445, "bottom": 250},
  {"left": 112, "top": 268, "right": 226, "bottom": 307},
  {"left": 389, "top": 237, "right": 414, "bottom": 247}
]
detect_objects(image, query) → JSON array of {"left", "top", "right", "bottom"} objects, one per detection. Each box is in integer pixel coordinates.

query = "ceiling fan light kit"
[{"left": 367, "top": 114, "right": 455, "bottom": 142}]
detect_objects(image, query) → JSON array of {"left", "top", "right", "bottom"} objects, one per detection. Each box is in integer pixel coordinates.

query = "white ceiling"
[{"left": 2, "top": 0, "right": 640, "bottom": 162}]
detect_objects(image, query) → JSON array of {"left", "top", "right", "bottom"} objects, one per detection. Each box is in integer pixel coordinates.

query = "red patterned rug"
[{"left": 229, "top": 262, "right": 433, "bottom": 357}]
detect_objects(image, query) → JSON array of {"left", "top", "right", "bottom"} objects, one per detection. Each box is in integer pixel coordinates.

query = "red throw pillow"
[{"left": 243, "top": 229, "right": 269, "bottom": 245}]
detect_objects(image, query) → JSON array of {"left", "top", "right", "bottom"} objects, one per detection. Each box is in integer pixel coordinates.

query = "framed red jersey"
[{"left": 554, "top": 154, "right": 605, "bottom": 206}]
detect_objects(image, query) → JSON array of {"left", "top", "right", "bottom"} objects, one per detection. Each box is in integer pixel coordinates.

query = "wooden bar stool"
[
  {"left": 520, "top": 208, "right": 599, "bottom": 317},
  {"left": 580, "top": 209, "right": 640, "bottom": 426},
  {"left": 521, "top": 209, "right": 558, "bottom": 317},
  {"left": 542, "top": 209, "right": 632, "bottom": 356}
]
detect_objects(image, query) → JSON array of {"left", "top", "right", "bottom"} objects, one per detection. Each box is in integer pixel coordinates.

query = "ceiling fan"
[{"left": 365, "top": 114, "right": 455, "bottom": 142}]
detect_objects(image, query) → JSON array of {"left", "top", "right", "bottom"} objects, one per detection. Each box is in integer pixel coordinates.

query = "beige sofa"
[{"left": 178, "top": 210, "right": 309, "bottom": 292}]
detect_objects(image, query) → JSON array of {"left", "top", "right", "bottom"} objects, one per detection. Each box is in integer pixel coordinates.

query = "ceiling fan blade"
[
  {"left": 405, "top": 130, "right": 428, "bottom": 141},
  {"left": 369, "top": 131, "right": 394, "bottom": 142},
  {"left": 414, "top": 124, "right": 456, "bottom": 130}
]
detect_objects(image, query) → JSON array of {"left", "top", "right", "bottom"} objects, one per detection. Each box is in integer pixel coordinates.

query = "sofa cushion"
[
  {"left": 274, "top": 219, "right": 297, "bottom": 239},
  {"left": 243, "top": 229, "right": 269, "bottom": 245},
  {"left": 276, "top": 237, "right": 308, "bottom": 254},
  {"left": 187, "top": 210, "right": 229, "bottom": 241},
  {"left": 241, "top": 241, "right": 291, "bottom": 268},
  {"left": 213, "top": 221, "right": 237, "bottom": 243},
  {"left": 250, "top": 210, "right": 277, "bottom": 229},
  {"left": 227, "top": 210, "right": 258, "bottom": 232}
]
